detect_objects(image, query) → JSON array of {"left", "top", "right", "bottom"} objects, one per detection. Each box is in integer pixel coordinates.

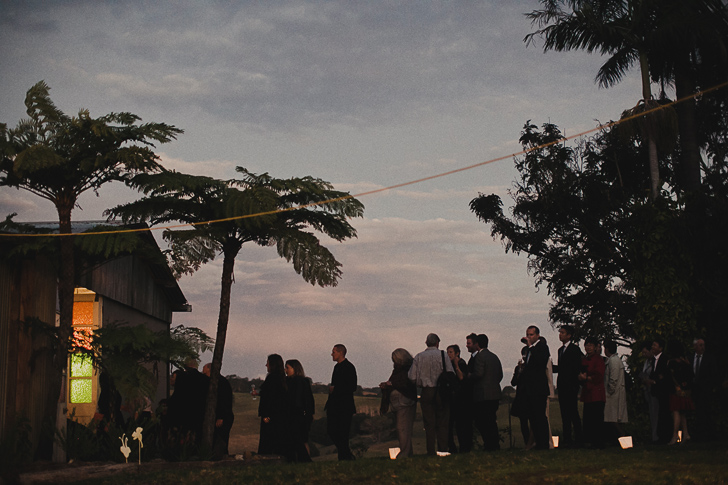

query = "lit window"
[{"left": 69, "top": 300, "right": 95, "bottom": 404}]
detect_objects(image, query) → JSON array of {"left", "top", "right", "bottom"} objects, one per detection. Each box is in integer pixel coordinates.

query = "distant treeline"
[{"left": 225, "top": 375, "right": 380, "bottom": 397}]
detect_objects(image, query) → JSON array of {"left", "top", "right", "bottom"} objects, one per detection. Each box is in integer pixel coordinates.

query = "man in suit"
[
  {"left": 325, "top": 344, "right": 358, "bottom": 460},
  {"left": 468, "top": 333, "right": 503, "bottom": 451},
  {"left": 518, "top": 325, "right": 551, "bottom": 450},
  {"left": 638, "top": 341, "right": 660, "bottom": 442},
  {"left": 203, "top": 363, "right": 235, "bottom": 459},
  {"left": 552, "top": 325, "right": 583, "bottom": 448},
  {"left": 648, "top": 338, "right": 671, "bottom": 443},
  {"left": 691, "top": 338, "right": 717, "bottom": 441},
  {"left": 167, "top": 358, "right": 210, "bottom": 444}
]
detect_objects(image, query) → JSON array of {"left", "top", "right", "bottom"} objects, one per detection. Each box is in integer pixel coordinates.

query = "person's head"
[
  {"left": 331, "top": 344, "right": 347, "bottom": 363},
  {"left": 604, "top": 341, "right": 617, "bottom": 356},
  {"left": 392, "top": 348, "right": 414, "bottom": 368},
  {"left": 526, "top": 326, "right": 540, "bottom": 346},
  {"left": 640, "top": 340, "right": 653, "bottom": 358},
  {"left": 652, "top": 338, "right": 665, "bottom": 356},
  {"left": 584, "top": 336, "right": 599, "bottom": 356},
  {"left": 285, "top": 359, "right": 306, "bottom": 377},
  {"left": 184, "top": 357, "right": 199, "bottom": 369},
  {"left": 477, "top": 334, "right": 489, "bottom": 350},
  {"left": 466, "top": 333, "right": 478, "bottom": 353},
  {"left": 559, "top": 325, "right": 574, "bottom": 344},
  {"left": 266, "top": 354, "right": 285, "bottom": 375},
  {"left": 202, "top": 363, "right": 212, "bottom": 377},
  {"left": 426, "top": 333, "right": 440, "bottom": 348},
  {"left": 694, "top": 338, "right": 706, "bottom": 355},
  {"left": 446, "top": 345, "right": 460, "bottom": 361}
]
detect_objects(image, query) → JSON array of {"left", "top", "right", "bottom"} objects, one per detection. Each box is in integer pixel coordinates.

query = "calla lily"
[
  {"left": 119, "top": 434, "right": 130, "bottom": 463},
  {"left": 132, "top": 427, "right": 144, "bottom": 464}
]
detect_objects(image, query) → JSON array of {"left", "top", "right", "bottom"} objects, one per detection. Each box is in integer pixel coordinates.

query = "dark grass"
[{"left": 72, "top": 442, "right": 728, "bottom": 484}]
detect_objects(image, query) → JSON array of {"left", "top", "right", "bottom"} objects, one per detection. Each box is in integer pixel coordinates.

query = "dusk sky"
[{"left": 1, "top": 1, "right": 642, "bottom": 387}]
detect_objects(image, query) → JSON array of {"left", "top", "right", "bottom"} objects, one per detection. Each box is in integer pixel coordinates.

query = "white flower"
[
  {"left": 119, "top": 434, "right": 130, "bottom": 463},
  {"left": 132, "top": 427, "right": 144, "bottom": 448},
  {"left": 132, "top": 426, "right": 144, "bottom": 465}
]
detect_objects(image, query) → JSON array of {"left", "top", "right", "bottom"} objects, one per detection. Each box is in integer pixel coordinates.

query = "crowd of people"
[
  {"left": 256, "top": 345, "right": 356, "bottom": 462},
  {"left": 156, "top": 328, "right": 722, "bottom": 461},
  {"left": 379, "top": 326, "right": 722, "bottom": 457},
  {"left": 163, "top": 359, "right": 235, "bottom": 459}
]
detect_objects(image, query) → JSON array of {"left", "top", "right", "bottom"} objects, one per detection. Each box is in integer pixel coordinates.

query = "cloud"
[
  {"left": 96, "top": 73, "right": 210, "bottom": 99},
  {"left": 157, "top": 153, "right": 237, "bottom": 179},
  {"left": 0, "top": 191, "right": 41, "bottom": 217}
]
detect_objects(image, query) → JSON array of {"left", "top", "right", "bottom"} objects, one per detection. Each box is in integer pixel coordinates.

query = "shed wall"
[{"left": 0, "top": 256, "right": 57, "bottom": 455}]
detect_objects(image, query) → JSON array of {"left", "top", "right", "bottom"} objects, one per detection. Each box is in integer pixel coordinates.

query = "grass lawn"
[
  {"left": 74, "top": 443, "right": 728, "bottom": 484},
  {"left": 30, "top": 392, "right": 728, "bottom": 483}
]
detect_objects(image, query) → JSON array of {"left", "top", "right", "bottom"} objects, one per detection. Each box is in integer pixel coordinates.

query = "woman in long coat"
[
  {"left": 603, "top": 341, "right": 628, "bottom": 443},
  {"left": 285, "top": 359, "right": 315, "bottom": 462},
  {"left": 379, "top": 348, "right": 418, "bottom": 458},
  {"left": 258, "top": 354, "right": 290, "bottom": 456}
]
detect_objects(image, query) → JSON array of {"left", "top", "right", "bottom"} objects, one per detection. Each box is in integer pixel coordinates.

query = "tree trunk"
[
  {"left": 200, "top": 242, "right": 239, "bottom": 453},
  {"left": 639, "top": 52, "right": 660, "bottom": 201},
  {"left": 674, "top": 64, "right": 702, "bottom": 194},
  {"left": 51, "top": 201, "right": 75, "bottom": 462}
]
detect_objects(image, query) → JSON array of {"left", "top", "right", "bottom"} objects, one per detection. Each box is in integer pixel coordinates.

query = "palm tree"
[
  {"left": 526, "top": 0, "right": 666, "bottom": 200},
  {"left": 107, "top": 168, "right": 364, "bottom": 452},
  {"left": 525, "top": 0, "right": 728, "bottom": 197},
  {"left": 0, "top": 81, "right": 181, "bottom": 453}
]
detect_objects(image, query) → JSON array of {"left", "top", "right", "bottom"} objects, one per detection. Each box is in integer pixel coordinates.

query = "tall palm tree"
[
  {"left": 1, "top": 82, "right": 180, "bottom": 456},
  {"left": 649, "top": 0, "right": 728, "bottom": 194},
  {"left": 526, "top": 0, "right": 728, "bottom": 197},
  {"left": 526, "top": 0, "right": 665, "bottom": 200},
  {"left": 107, "top": 168, "right": 364, "bottom": 452}
]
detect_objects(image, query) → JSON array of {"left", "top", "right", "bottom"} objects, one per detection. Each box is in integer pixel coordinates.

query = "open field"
[{"left": 229, "top": 392, "right": 567, "bottom": 457}]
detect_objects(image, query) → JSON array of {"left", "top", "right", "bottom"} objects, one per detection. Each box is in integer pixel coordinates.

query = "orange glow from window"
[
  {"left": 73, "top": 301, "right": 94, "bottom": 327},
  {"left": 72, "top": 301, "right": 94, "bottom": 350}
]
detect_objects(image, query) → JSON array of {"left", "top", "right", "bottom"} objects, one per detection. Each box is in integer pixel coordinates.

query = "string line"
[{"left": 2, "top": 80, "right": 726, "bottom": 238}]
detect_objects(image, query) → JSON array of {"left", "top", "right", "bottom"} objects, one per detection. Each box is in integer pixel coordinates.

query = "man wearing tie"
[
  {"left": 648, "top": 338, "right": 671, "bottom": 444},
  {"left": 638, "top": 342, "right": 660, "bottom": 443},
  {"left": 692, "top": 338, "right": 716, "bottom": 441},
  {"left": 552, "top": 325, "right": 583, "bottom": 448},
  {"left": 518, "top": 325, "right": 551, "bottom": 450}
]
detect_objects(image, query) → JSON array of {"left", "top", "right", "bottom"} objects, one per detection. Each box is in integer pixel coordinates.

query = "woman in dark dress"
[
  {"left": 447, "top": 344, "right": 471, "bottom": 453},
  {"left": 285, "top": 359, "right": 315, "bottom": 462},
  {"left": 667, "top": 342, "right": 694, "bottom": 445},
  {"left": 510, "top": 339, "right": 531, "bottom": 447},
  {"left": 379, "top": 348, "right": 418, "bottom": 458},
  {"left": 258, "top": 354, "right": 290, "bottom": 456}
]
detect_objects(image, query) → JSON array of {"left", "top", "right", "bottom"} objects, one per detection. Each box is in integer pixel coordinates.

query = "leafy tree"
[
  {"left": 522, "top": 0, "right": 728, "bottom": 347},
  {"left": 471, "top": 122, "right": 642, "bottom": 343},
  {"left": 107, "top": 168, "right": 364, "bottom": 452},
  {"left": 0, "top": 81, "right": 181, "bottom": 453},
  {"left": 0, "top": 83, "right": 181, "bottom": 355}
]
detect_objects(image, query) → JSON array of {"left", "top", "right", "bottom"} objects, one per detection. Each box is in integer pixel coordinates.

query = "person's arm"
[
  {"left": 607, "top": 358, "right": 618, "bottom": 395},
  {"left": 453, "top": 356, "right": 465, "bottom": 380},
  {"left": 408, "top": 357, "right": 418, "bottom": 383}
]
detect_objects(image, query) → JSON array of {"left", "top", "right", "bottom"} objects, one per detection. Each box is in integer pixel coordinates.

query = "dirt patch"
[{"left": 229, "top": 434, "right": 258, "bottom": 455}]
